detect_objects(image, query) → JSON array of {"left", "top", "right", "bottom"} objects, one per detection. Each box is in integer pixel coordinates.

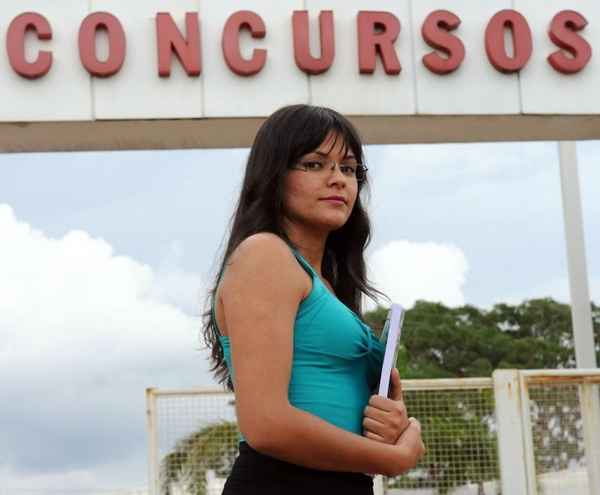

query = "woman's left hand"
[{"left": 362, "top": 368, "right": 410, "bottom": 444}]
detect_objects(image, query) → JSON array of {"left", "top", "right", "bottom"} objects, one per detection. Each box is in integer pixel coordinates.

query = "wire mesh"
[
  {"left": 152, "top": 390, "right": 238, "bottom": 495},
  {"left": 386, "top": 385, "right": 500, "bottom": 495},
  {"left": 150, "top": 381, "right": 500, "bottom": 495},
  {"left": 526, "top": 382, "right": 592, "bottom": 494}
]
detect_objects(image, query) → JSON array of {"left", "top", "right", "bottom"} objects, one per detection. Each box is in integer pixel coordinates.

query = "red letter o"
[
  {"left": 79, "top": 12, "right": 126, "bottom": 77},
  {"left": 485, "top": 9, "right": 532, "bottom": 74}
]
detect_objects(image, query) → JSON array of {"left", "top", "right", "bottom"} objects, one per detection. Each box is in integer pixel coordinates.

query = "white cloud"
[
  {"left": 0, "top": 457, "right": 147, "bottom": 495},
  {"left": 365, "top": 239, "right": 469, "bottom": 310},
  {"left": 149, "top": 240, "right": 206, "bottom": 317},
  {"left": 0, "top": 204, "right": 216, "bottom": 491}
]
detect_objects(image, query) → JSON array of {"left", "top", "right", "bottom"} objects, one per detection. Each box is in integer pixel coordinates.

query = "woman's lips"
[{"left": 320, "top": 198, "right": 345, "bottom": 204}]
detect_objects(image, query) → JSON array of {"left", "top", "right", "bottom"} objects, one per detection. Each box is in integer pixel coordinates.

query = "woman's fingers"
[
  {"left": 408, "top": 417, "right": 420, "bottom": 429},
  {"left": 364, "top": 403, "right": 390, "bottom": 423},
  {"left": 364, "top": 377, "right": 412, "bottom": 444},
  {"left": 366, "top": 397, "right": 409, "bottom": 426},
  {"left": 363, "top": 418, "right": 396, "bottom": 444},
  {"left": 363, "top": 429, "right": 386, "bottom": 443},
  {"left": 390, "top": 368, "right": 403, "bottom": 401},
  {"left": 363, "top": 416, "right": 386, "bottom": 435}
]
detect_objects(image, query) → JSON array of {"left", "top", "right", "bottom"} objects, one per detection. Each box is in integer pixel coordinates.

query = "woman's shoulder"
[
  {"left": 224, "top": 233, "right": 302, "bottom": 284},
  {"left": 220, "top": 233, "right": 309, "bottom": 306},
  {"left": 230, "top": 232, "right": 294, "bottom": 264},
  {"left": 236, "top": 232, "right": 290, "bottom": 252}
]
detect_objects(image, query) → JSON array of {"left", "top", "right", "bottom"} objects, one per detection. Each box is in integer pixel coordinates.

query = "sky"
[{"left": 0, "top": 140, "right": 599, "bottom": 494}]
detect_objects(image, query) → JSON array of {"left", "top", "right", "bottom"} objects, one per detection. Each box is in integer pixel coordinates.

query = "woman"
[{"left": 201, "top": 104, "right": 425, "bottom": 494}]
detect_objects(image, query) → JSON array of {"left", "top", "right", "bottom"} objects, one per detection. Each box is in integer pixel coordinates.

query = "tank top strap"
[{"left": 289, "top": 247, "right": 318, "bottom": 278}]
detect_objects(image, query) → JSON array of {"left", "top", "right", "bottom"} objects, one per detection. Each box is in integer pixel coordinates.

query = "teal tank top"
[{"left": 214, "top": 245, "right": 385, "bottom": 444}]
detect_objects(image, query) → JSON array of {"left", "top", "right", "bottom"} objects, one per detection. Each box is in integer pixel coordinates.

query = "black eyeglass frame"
[{"left": 289, "top": 158, "right": 369, "bottom": 183}]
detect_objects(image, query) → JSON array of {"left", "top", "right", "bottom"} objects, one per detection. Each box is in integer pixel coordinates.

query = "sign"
[
  {"left": 0, "top": 1, "right": 599, "bottom": 152},
  {"left": 4, "top": 9, "right": 594, "bottom": 78}
]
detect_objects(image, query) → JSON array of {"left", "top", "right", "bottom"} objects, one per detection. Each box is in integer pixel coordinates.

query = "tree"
[
  {"left": 159, "top": 421, "right": 239, "bottom": 495},
  {"left": 159, "top": 298, "right": 599, "bottom": 494},
  {"left": 365, "top": 297, "right": 599, "bottom": 494}
]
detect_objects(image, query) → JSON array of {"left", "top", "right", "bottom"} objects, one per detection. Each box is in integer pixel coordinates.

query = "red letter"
[
  {"left": 222, "top": 11, "right": 266, "bottom": 76},
  {"left": 548, "top": 10, "right": 591, "bottom": 74},
  {"left": 421, "top": 10, "right": 465, "bottom": 75},
  {"left": 79, "top": 12, "right": 126, "bottom": 77},
  {"left": 6, "top": 12, "right": 52, "bottom": 79},
  {"left": 485, "top": 9, "right": 532, "bottom": 74},
  {"left": 156, "top": 12, "right": 201, "bottom": 77},
  {"left": 292, "top": 10, "right": 334, "bottom": 75},
  {"left": 357, "top": 11, "right": 401, "bottom": 75}
]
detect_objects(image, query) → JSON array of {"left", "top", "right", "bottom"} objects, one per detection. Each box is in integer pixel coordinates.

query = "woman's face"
[{"left": 282, "top": 132, "right": 359, "bottom": 234}]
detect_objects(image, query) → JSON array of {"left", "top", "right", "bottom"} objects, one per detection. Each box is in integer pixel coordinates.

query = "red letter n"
[{"left": 156, "top": 12, "right": 201, "bottom": 77}]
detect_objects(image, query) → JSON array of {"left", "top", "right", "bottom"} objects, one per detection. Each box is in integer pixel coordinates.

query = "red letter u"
[{"left": 292, "top": 11, "right": 334, "bottom": 75}]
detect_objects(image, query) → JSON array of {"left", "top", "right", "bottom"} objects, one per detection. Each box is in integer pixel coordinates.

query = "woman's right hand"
[{"left": 386, "top": 417, "right": 426, "bottom": 477}]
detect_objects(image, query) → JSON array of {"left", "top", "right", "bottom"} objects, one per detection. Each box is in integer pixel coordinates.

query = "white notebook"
[{"left": 377, "top": 303, "right": 405, "bottom": 397}]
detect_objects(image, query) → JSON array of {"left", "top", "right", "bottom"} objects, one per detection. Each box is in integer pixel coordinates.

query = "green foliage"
[
  {"left": 363, "top": 298, "right": 598, "bottom": 380},
  {"left": 159, "top": 421, "right": 239, "bottom": 495},
  {"left": 363, "top": 297, "right": 599, "bottom": 494}
]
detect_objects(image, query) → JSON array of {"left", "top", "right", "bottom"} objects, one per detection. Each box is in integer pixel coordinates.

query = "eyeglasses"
[{"left": 290, "top": 158, "right": 368, "bottom": 182}]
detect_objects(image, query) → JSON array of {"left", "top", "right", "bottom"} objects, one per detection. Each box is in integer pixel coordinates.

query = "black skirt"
[{"left": 221, "top": 441, "right": 374, "bottom": 495}]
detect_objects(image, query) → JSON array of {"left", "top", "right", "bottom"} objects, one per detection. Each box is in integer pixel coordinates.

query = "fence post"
[
  {"left": 146, "top": 388, "right": 159, "bottom": 495},
  {"left": 493, "top": 370, "right": 531, "bottom": 495},
  {"left": 580, "top": 383, "right": 600, "bottom": 495},
  {"left": 373, "top": 474, "right": 384, "bottom": 495}
]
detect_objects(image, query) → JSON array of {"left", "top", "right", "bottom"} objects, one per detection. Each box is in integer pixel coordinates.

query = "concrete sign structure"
[{"left": 1, "top": 0, "right": 600, "bottom": 152}]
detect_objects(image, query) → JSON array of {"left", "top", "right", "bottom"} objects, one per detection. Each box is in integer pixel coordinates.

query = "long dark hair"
[{"left": 201, "top": 104, "right": 389, "bottom": 391}]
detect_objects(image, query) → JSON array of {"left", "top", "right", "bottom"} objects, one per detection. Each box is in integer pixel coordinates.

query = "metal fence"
[{"left": 146, "top": 370, "right": 600, "bottom": 495}]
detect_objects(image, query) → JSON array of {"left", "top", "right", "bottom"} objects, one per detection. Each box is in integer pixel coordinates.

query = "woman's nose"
[{"left": 327, "top": 160, "right": 347, "bottom": 183}]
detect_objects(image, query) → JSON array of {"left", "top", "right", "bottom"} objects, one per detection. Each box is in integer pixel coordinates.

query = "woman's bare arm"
[{"left": 220, "top": 233, "right": 418, "bottom": 476}]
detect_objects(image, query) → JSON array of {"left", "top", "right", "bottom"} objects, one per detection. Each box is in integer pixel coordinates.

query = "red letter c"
[{"left": 6, "top": 12, "right": 53, "bottom": 79}]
